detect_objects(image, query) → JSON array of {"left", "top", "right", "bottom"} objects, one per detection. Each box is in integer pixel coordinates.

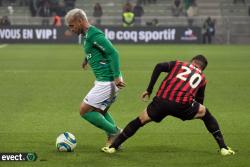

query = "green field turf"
[{"left": 0, "top": 44, "right": 250, "bottom": 166}]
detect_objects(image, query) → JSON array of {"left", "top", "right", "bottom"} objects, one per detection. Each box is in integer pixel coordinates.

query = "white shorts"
[{"left": 83, "top": 81, "right": 119, "bottom": 111}]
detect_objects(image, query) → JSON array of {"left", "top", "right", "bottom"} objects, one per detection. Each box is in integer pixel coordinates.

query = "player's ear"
[{"left": 77, "top": 17, "right": 84, "bottom": 25}]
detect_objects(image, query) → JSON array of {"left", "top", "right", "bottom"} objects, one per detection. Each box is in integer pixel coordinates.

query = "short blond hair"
[{"left": 64, "top": 8, "right": 88, "bottom": 26}]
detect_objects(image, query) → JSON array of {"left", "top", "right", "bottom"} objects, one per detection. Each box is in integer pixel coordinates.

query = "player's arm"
[
  {"left": 92, "top": 34, "right": 125, "bottom": 88},
  {"left": 82, "top": 57, "right": 88, "bottom": 70},
  {"left": 92, "top": 34, "right": 120, "bottom": 77},
  {"left": 195, "top": 83, "right": 206, "bottom": 104},
  {"left": 142, "top": 61, "right": 175, "bottom": 100}
]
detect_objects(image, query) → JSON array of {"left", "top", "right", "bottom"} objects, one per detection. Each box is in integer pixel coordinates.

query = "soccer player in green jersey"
[{"left": 65, "top": 8, "right": 125, "bottom": 148}]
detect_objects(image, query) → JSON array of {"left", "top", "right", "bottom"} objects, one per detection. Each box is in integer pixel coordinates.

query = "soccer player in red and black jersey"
[{"left": 102, "top": 55, "right": 235, "bottom": 156}]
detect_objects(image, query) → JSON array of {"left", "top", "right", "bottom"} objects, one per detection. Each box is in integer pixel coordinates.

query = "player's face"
[
  {"left": 191, "top": 60, "right": 203, "bottom": 71},
  {"left": 68, "top": 18, "right": 84, "bottom": 35}
]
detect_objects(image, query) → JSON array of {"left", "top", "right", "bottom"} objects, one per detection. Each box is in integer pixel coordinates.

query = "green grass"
[{"left": 0, "top": 44, "right": 250, "bottom": 166}]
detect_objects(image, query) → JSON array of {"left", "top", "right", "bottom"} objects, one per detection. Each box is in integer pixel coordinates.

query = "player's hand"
[
  {"left": 114, "top": 77, "right": 126, "bottom": 89},
  {"left": 141, "top": 91, "right": 150, "bottom": 102},
  {"left": 82, "top": 60, "right": 88, "bottom": 70}
]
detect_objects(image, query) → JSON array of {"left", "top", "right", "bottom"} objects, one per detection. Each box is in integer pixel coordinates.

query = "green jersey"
[{"left": 82, "top": 26, "right": 121, "bottom": 81}]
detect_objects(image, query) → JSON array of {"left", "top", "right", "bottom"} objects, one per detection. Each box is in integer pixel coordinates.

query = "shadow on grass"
[{"left": 130, "top": 144, "right": 214, "bottom": 155}]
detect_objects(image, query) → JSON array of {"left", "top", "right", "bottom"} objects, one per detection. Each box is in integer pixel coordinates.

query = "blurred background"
[{"left": 0, "top": 0, "right": 250, "bottom": 44}]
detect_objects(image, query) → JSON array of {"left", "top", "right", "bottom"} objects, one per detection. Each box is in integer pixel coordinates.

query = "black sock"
[
  {"left": 110, "top": 117, "right": 143, "bottom": 149},
  {"left": 202, "top": 109, "right": 227, "bottom": 149}
]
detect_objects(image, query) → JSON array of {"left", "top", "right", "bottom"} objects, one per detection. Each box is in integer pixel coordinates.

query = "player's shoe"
[
  {"left": 106, "top": 127, "right": 123, "bottom": 147},
  {"left": 101, "top": 146, "right": 116, "bottom": 154},
  {"left": 220, "top": 147, "right": 235, "bottom": 156}
]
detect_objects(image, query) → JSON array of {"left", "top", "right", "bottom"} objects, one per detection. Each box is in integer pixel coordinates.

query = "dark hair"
[{"left": 191, "top": 54, "right": 208, "bottom": 70}]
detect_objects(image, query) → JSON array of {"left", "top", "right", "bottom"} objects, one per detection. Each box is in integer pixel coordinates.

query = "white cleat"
[
  {"left": 220, "top": 147, "right": 235, "bottom": 156},
  {"left": 101, "top": 146, "right": 116, "bottom": 154}
]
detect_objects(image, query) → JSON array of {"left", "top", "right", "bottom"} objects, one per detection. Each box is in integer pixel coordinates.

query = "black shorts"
[{"left": 147, "top": 97, "right": 200, "bottom": 122}]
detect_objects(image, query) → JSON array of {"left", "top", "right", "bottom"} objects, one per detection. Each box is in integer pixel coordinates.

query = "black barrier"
[
  {"left": 0, "top": 26, "right": 78, "bottom": 44},
  {"left": 0, "top": 26, "right": 201, "bottom": 44}
]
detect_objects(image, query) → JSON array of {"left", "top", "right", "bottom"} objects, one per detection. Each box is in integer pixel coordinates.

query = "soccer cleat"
[
  {"left": 220, "top": 147, "right": 235, "bottom": 156},
  {"left": 106, "top": 128, "right": 123, "bottom": 147},
  {"left": 101, "top": 146, "right": 116, "bottom": 154}
]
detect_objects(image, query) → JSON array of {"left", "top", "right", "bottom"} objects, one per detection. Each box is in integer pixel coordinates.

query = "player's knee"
[
  {"left": 194, "top": 104, "right": 206, "bottom": 119},
  {"left": 79, "top": 102, "right": 96, "bottom": 116},
  {"left": 200, "top": 105, "right": 206, "bottom": 116},
  {"left": 201, "top": 108, "right": 212, "bottom": 121},
  {"left": 79, "top": 107, "right": 85, "bottom": 116},
  {"left": 138, "top": 110, "right": 152, "bottom": 125},
  {"left": 79, "top": 103, "right": 89, "bottom": 116}
]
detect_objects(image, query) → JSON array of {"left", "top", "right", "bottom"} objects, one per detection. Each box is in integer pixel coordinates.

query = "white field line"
[{"left": 0, "top": 44, "right": 8, "bottom": 49}]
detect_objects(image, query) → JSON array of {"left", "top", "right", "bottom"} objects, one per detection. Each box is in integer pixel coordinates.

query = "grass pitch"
[{"left": 0, "top": 44, "right": 250, "bottom": 166}]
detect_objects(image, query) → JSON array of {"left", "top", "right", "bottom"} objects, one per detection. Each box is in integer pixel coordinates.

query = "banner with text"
[
  {"left": 103, "top": 27, "right": 201, "bottom": 44},
  {"left": 0, "top": 26, "right": 78, "bottom": 44},
  {"left": 0, "top": 26, "right": 201, "bottom": 44}
]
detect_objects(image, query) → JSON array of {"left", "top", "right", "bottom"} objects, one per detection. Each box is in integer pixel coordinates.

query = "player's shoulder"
[
  {"left": 87, "top": 26, "right": 104, "bottom": 39},
  {"left": 175, "top": 60, "right": 189, "bottom": 66},
  {"left": 89, "top": 26, "right": 103, "bottom": 35},
  {"left": 175, "top": 60, "right": 188, "bottom": 63}
]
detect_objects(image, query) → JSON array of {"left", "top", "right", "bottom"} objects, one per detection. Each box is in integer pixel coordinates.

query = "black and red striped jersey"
[{"left": 146, "top": 61, "right": 207, "bottom": 104}]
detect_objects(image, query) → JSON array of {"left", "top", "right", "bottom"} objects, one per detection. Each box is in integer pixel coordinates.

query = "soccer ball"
[{"left": 56, "top": 132, "right": 77, "bottom": 152}]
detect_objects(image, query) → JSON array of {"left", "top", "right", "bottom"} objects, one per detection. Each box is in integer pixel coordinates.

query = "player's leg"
[
  {"left": 80, "top": 81, "right": 120, "bottom": 135},
  {"left": 103, "top": 107, "right": 116, "bottom": 126},
  {"left": 102, "top": 108, "right": 152, "bottom": 153},
  {"left": 102, "top": 106, "right": 123, "bottom": 146},
  {"left": 112, "top": 109, "right": 151, "bottom": 148},
  {"left": 102, "top": 97, "right": 169, "bottom": 153},
  {"left": 80, "top": 102, "right": 119, "bottom": 135},
  {"left": 96, "top": 81, "right": 119, "bottom": 126},
  {"left": 194, "top": 104, "right": 227, "bottom": 149},
  {"left": 194, "top": 104, "right": 235, "bottom": 155}
]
